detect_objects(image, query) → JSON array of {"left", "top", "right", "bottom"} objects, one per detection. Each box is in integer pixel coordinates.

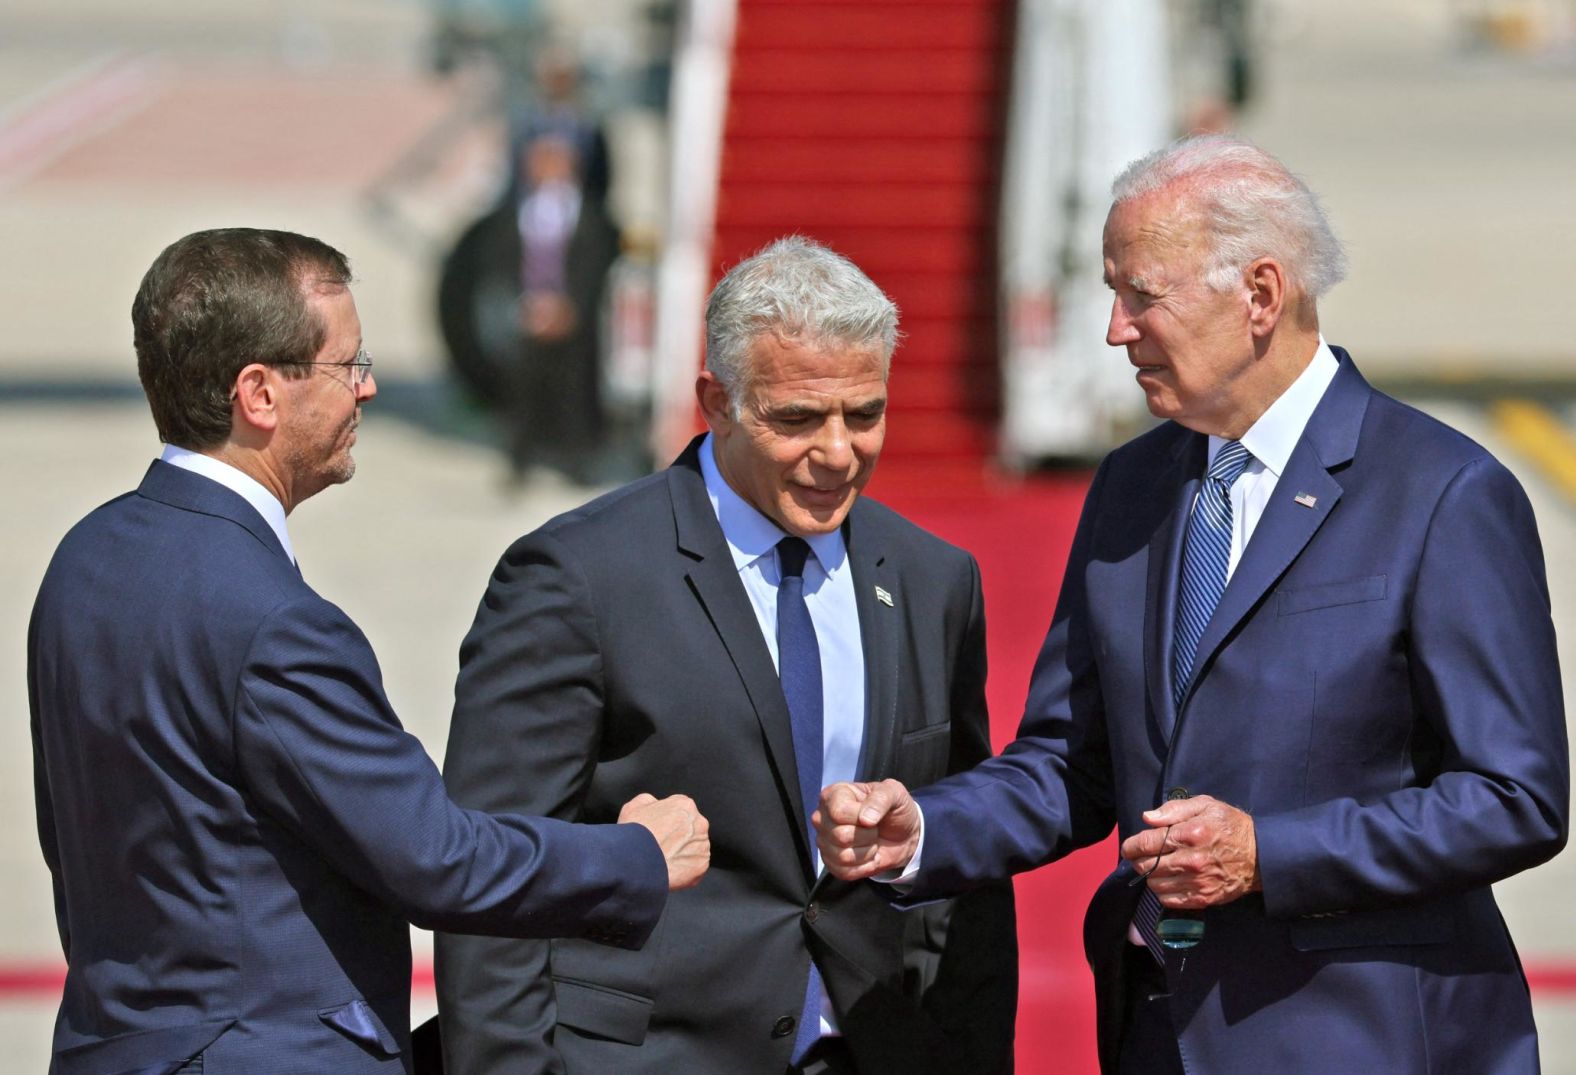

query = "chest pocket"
[
  {"left": 1277, "top": 574, "right": 1387, "bottom": 616},
  {"left": 894, "top": 721, "right": 951, "bottom": 783}
]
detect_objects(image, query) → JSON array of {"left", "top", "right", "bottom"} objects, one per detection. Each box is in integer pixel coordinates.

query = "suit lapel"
[
  {"left": 665, "top": 443, "right": 819, "bottom": 877},
  {"left": 1147, "top": 434, "right": 1206, "bottom": 743},
  {"left": 1175, "top": 354, "right": 1371, "bottom": 722},
  {"left": 845, "top": 506, "right": 899, "bottom": 783}
]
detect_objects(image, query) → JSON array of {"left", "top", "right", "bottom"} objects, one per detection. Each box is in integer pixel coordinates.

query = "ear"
[
  {"left": 695, "top": 370, "right": 736, "bottom": 432},
  {"left": 1245, "top": 256, "right": 1288, "bottom": 338},
  {"left": 231, "top": 363, "right": 283, "bottom": 437}
]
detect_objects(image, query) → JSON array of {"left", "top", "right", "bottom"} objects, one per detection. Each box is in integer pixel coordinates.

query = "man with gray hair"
[
  {"left": 818, "top": 136, "right": 1568, "bottom": 1071},
  {"left": 435, "top": 236, "right": 1017, "bottom": 1073}
]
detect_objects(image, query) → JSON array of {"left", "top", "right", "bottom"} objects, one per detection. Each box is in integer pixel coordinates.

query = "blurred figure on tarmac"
[
  {"left": 29, "top": 228, "right": 707, "bottom": 1074},
  {"left": 502, "top": 130, "right": 620, "bottom": 484},
  {"left": 438, "top": 63, "right": 620, "bottom": 486},
  {"left": 510, "top": 45, "right": 612, "bottom": 209}
]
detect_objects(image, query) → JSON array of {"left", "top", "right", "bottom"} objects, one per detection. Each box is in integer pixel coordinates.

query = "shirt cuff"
[{"left": 870, "top": 802, "right": 925, "bottom": 887}]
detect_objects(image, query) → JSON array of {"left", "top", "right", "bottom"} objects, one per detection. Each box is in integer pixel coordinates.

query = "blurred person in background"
[
  {"left": 433, "top": 237, "right": 1017, "bottom": 1074},
  {"left": 28, "top": 228, "right": 708, "bottom": 1074},
  {"left": 438, "top": 61, "right": 620, "bottom": 486},
  {"left": 502, "top": 129, "right": 620, "bottom": 484},
  {"left": 817, "top": 136, "right": 1568, "bottom": 1073},
  {"left": 509, "top": 45, "right": 612, "bottom": 209}
]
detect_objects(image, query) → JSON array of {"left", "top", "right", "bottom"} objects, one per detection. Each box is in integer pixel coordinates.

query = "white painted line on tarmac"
[{"left": 0, "top": 51, "right": 164, "bottom": 194}]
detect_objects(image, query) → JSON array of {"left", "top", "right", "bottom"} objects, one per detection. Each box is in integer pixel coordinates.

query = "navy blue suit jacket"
[
  {"left": 909, "top": 352, "right": 1569, "bottom": 1071},
  {"left": 29, "top": 461, "right": 667, "bottom": 1074}
]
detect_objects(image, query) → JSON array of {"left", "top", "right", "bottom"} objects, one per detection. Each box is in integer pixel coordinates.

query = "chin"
[
  {"left": 1141, "top": 391, "right": 1179, "bottom": 420},
  {"left": 781, "top": 505, "right": 850, "bottom": 537}
]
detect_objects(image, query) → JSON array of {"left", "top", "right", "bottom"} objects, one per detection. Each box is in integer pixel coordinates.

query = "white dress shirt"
[
  {"left": 1212, "top": 337, "right": 1340, "bottom": 581},
  {"left": 159, "top": 445, "right": 296, "bottom": 565},
  {"left": 699, "top": 434, "right": 864, "bottom": 1037}
]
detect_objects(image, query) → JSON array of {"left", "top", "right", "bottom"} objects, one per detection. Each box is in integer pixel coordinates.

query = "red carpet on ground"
[{"left": 876, "top": 468, "right": 1108, "bottom": 1073}]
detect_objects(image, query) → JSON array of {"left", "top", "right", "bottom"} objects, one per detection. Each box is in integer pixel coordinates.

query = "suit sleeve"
[
  {"left": 1255, "top": 456, "right": 1570, "bottom": 915},
  {"left": 908, "top": 552, "right": 1019, "bottom": 1072},
  {"left": 909, "top": 463, "right": 1119, "bottom": 898},
  {"left": 27, "top": 609, "right": 70, "bottom": 960},
  {"left": 231, "top": 583, "right": 666, "bottom": 942},
  {"left": 435, "top": 529, "right": 611, "bottom": 1075}
]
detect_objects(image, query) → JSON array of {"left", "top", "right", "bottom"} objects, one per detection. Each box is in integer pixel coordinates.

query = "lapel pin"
[
  {"left": 1293, "top": 492, "right": 1318, "bottom": 509},
  {"left": 874, "top": 585, "right": 894, "bottom": 607}
]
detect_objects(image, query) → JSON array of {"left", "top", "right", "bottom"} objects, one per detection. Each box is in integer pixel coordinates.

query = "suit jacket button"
[
  {"left": 1166, "top": 786, "right": 1190, "bottom": 801},
  {"left": 772, "top": 1015, "right": 796, "bottom": 1038},
  {"left": 805, "top": 901, "right": 820, "bottom": 924}
]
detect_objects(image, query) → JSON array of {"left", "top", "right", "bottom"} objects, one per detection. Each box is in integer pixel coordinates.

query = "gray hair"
[
  {"left": 1111, "top": 135, "right": 1347, "bottom": 299},
  {"left": 704, "top": 236, "right": 899, "bottom": 411}
]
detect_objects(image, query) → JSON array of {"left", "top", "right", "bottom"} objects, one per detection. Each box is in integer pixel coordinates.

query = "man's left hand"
[{"left": 1118, "top": 794, "right": 1261, "bottom": 909}]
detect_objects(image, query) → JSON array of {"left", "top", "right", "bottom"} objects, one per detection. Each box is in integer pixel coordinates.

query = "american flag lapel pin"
[
  {"left": 874, "top": 585, "right": 894, "bottom": 607},
  {"left": 1293, "top": 492, "right": 1319, "bottom": 509}
]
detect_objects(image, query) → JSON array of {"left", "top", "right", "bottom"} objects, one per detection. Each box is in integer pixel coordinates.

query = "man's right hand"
[
  {"left": 814, "top": 779, "right": 921, "bottom": 881},
  {"left": 618, "top": 793, "right": 710, "bottom": 890}
]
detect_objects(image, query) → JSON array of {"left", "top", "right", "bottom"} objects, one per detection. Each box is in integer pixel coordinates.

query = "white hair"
[
  {"left": 704, "top": 236, "right": 899, "bottom": 413},
  {"left": 1111, "top": 135, "right": 1348, "bottom": 299}
]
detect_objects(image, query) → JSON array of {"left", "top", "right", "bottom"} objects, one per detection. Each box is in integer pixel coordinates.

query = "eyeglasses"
[
  {"left": 1126, "top": 824, "right": 1173, "bottom": 886},
  {"left": 302, "top": 348, "right": 373, "bottom": 387}
]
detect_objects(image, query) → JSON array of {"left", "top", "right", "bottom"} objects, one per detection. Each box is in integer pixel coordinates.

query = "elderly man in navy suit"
[
  {"left": 29, "top": 228, "right": 709, "bottom": 1074},
  {"left": 818, "top": 136, "right": 1569, "bottom": 1072}
]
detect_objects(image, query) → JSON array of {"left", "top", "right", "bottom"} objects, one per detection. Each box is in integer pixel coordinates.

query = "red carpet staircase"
[
  {"left": 715, "top": 6, "right": 1109, "bottom": 1070},
  {"left": 713, "top": 0, "right": 1011, "bottom": 486}
]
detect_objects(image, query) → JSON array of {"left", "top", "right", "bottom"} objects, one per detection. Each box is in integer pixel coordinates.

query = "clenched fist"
[
  {"left": 619, "top": 793, "right": 711, "bottom": 890},
  {"left": 813, "top": 779, "right": 922, "bottom": 881}
]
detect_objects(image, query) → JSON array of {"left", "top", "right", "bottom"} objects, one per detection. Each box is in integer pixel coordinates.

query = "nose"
[
  {"left": 812, "top": 416, "right": 856, "bottom": 474},
  {"left": 357, "top": 370, "right": 378, "bottom": 402},
  {"left": 1106, "top": 295, "right": 1139, "bottom": 347}
]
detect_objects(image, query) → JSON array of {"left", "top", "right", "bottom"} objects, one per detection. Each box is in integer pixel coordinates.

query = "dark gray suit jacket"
[
  {"left": 29, "top": 461, "right": 667, "bottom": 1074},
  {"left": 435, "top": 438, "right": 1017, "bottom": 1073}
]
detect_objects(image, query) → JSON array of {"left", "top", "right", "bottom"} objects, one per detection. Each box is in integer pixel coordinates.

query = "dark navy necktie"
[
  {"left": 776, "top": 536, "right": 825, "bottom": 1062},
  {"left": 1137, "top": 440, "right": 1253, "bottom": 964}
]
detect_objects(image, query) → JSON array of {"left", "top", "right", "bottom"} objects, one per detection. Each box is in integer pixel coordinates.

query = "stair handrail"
[
  {"left": 650, "top": 0, "right": 738, "bottom": 462},
  {"left": 997, "top": 0, "right": 1171, "bottom": 463},
  {"left": 998, "top": 0, "right": 1069, "bottom": 466}
]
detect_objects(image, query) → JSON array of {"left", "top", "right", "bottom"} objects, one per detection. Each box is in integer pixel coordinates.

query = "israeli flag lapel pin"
[{"left": 874, "top": 585, "right": 894, "bottom": 607}]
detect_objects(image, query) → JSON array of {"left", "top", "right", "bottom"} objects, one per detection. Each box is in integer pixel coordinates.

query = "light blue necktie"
[
  {"left": 777, "top": 537, "right": 825, "bottom": 1063},
  {"left": 1136, "top": 440, "right": 1253, "bottom": 964}
]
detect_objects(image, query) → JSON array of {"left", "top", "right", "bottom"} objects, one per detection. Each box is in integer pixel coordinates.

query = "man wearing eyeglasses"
[{"left": 28, "top": 227, "right": 710, "bottom": 1075}]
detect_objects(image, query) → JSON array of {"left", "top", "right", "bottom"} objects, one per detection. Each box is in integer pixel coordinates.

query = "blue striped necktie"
[
  {"left": 776, "top": 536, "right": 825, "bottom": 1063},
  {"left": 1136, "top": 439, "right": 1253, "bottom": 964},
  {"left": 1172, "top": 439, "right": 1253, "bottom": 706}
]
